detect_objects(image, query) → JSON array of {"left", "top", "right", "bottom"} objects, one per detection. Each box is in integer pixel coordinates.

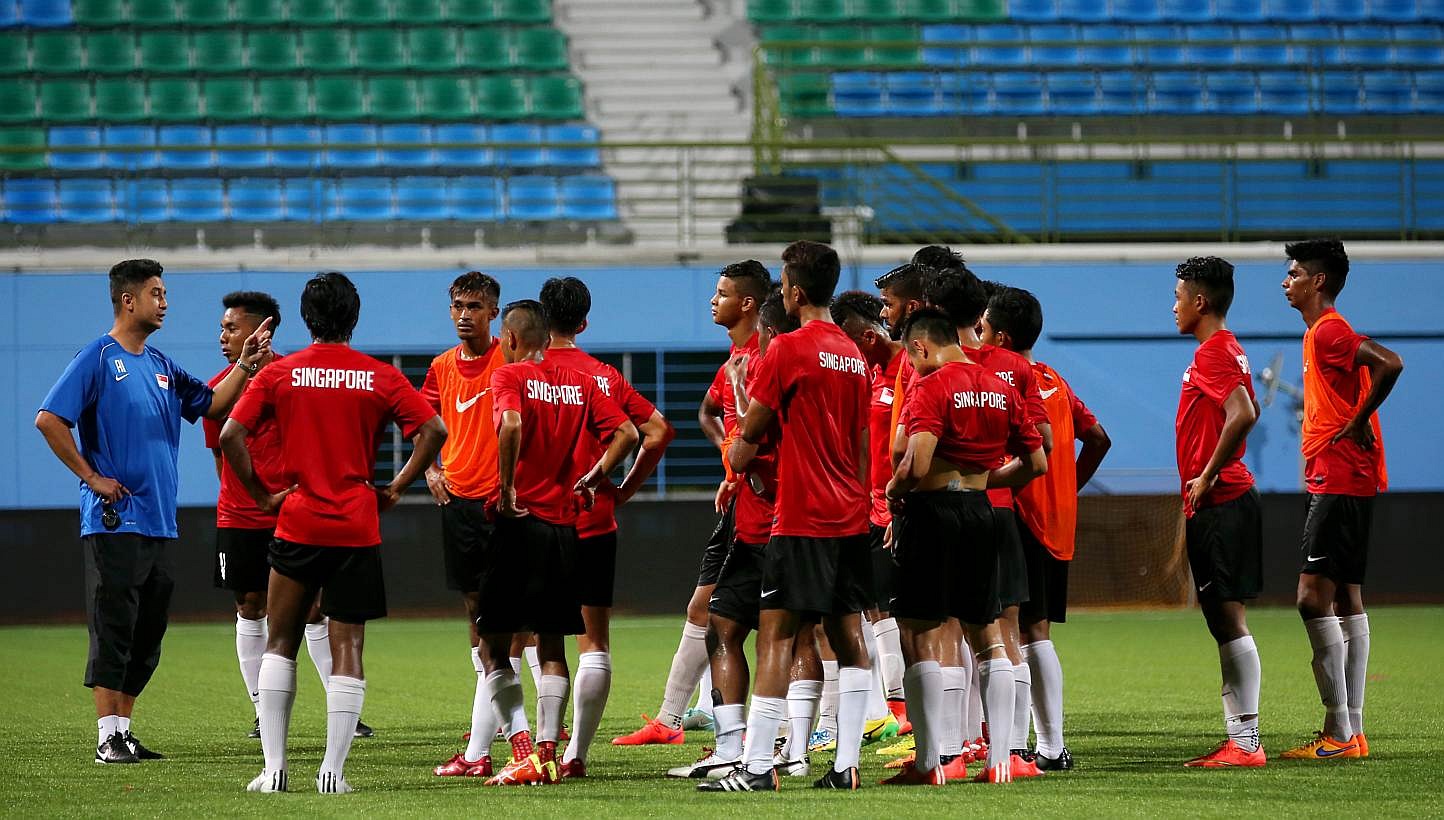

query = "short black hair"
[
  {"left": 109, "top": 258, "right": 163, "bottom": 309},
  {"left": 980, "top": 279, "right": 1006, "bottom": 302},
  {"left": 830, "top": 290, "right": 884, "bottom": 329},
  {"left": 925, "top": 268, "right": 989, "bottom": 326},
  {"left": 222, "top": 290, "right": 281, "bottom": 331},
  {"left": 1175, "top": 256, "right": 1236, "bottom": 317},
  {"left": 450, "top": 270, "right": 501, "bottom": 302},
  {"left": 1285, "top": 239, "right": 1350, "bottom": 297},
  {"left": 539, "top": 276, "right": 591, "bottom": 333},
  {"left": 301, "top": 271, "right": 361, "bottom": 343},
  {"left": 985, "top": 286, "right": 1043, "bottom": 352},
  {"left": 780, "top": 240, "right": 841, "bottom": 306},
  {"left": 873, "top": 262, "right": 934, "bottom": 301},
  {"left": 911, "top": 245, "right": 967, "bottom": 275},
  {"left": 759, "top": 289, "right": 799, "bottom": 335},
  {"left": 501, "top": 299, "right": 549, "bottom": 348},
  {"left": 720, "top": 260, "right": 773, "bottom": 304},
  {"left": 901, "top": 307, "right": 959, "bottom": 348}
]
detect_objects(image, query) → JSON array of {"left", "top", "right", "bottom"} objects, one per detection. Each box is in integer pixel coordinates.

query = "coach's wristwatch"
[{"left": 235, "top": 360, "right": 259, "bottom": 376}]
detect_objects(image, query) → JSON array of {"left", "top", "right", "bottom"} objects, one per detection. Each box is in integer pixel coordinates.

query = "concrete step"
[
  {"left": 578, "top": 49, "right": 720, "bottom": 69},
  {"left": 564, "top": 20, "right": 729, "bottom": 38},
  {"left": 597, "top": 95, "right": 741, "bottom": 115},
  {"left": 563, "top": 3, "right": 705, "bottom": 23}
]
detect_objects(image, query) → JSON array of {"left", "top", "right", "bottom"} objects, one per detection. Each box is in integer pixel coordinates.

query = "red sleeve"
[
  {"left": 420, "top": 363, "right": 442, "bottom": 414},
  {"left": 585, "top": 378, "right": 630, "bottom": 442},
  {"left": 203, "top": 416, "right": 221, "bottom": 449},
  {"left": 904, "top": 377, "right": 944, "bottom": 438},
  {"left": 383, "top": 365, "right": 436, "bottom": 439},
  {"left": 1070, "top": 388, "right": 1099, "bottom": 436},
  {"left": 1006, "top": 384, "right": 1044, "bottom": 457},
  {"left": 707, "top": 364, "right": 727, "bottom": 407},
  {"left": 1315, "top": 318, "right": 1366, "bottom": 371},
  {"left": 1016, "top": 363, "right": 1048, "bottom": 425},
  {"left": 490, "top": 365, "right": 523, "bottom": 427},
  {"left": 608, "top": 364, "right": 657, "bottom": 425},
  {"left": 748, "top": 335, "right": 788, "bottom": 412},
  {"left": 227, "top": 367, "right": 273, "bottom": 432},
  {"left": 1194, "top": 342, "right": 1249, "bottom": 405}
]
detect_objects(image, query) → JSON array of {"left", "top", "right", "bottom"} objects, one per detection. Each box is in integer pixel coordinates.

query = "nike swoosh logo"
[
  {"left": 1306, "top": 554, "right": 1327, "bottom": 563},
  {"left": 455, "top": 389, "right": 489, "bottom": 413},
  {"left": 760, "top": 589, "right": 778, "bottom": 598},
  {"left": 1197, "top": 581, "right": 1212, "bottom": 592},
  {"left": 114, "top": 373, "right": 129, "bottom": 382},
  {"left": 1316, "top": 747, "right": 1351, "bottom": 757},
  {"left": 1039, "top": 387, "right": 1059, "bottom": 399},
  {"left": 708, "top": 596, "right": 719, "bottom": 604}
]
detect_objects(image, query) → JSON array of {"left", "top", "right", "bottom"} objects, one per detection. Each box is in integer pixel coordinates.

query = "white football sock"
[
  {"left": 1219, "top": 635, "right": 1262, "bottom": 754},
  {"left": 1024, "top": 640, "right": 1066, "bottom": 758},
  {"left": 564, "top": 651, "right": 610, "bottom": 764},
  {"left": 1341, "top": 613, "right": 1370, "bottom": 737},
  {"left": 742, "top": 695, "right": 786, "bottom": 775},
  {"left": 941, "top": 666, "right": 966, "bottom": 756},
  {"left": 817, "top": 659, "right": 840, "bottom": 733},
  {"left": 714, "top": 703, "right": 745, "bottom": 761},
  {"left": 117, "top": 716, "right": 131, "bottom": 735},
  {"left": 304, "top": 619, "right": 332, "bottom": 686},
  {"left": 964, "top": 645, "right": 983, "bottom": 741},
  {"left": 874, "top": 617, "right": 906, "bottom": 699},
  {"left": 860, "top": 618, "right": 891, "bottom": 721},
  {"left": 98, "top": 715, "right": 119, "bottom": 746},
  {"left": 659, "top": 621, "right": 709, "bottom": 729},
  {"left": 319, "top": 675, "right": 364, "bottom": 779},
  {"left": 695, "top": 664, "right": 715, "bottom": 718},
  {"left": 904, "top": 661, "right": 943, "bottom": 772},
  {"left": 506, "top": 656, "right": 530, "bottom": 735},
  {"left": 537, "top": 674, "right": 569, "bottom": 745},
  {"left": 1011, "top": 661, "right": 1032, "bottom": 750},
  {"left": 834, "top": 666, "right": 870, "bottom": 772},
  {"left": 465, "top": 648, "right": 499, "bottom": 762},
  {"left": 485, "top": 669, "right": 527, "bottom": 740},
  {"left": 1305, "top": 616, "right": 1351, "bottom": 741},
  {"left": 523, "top": 646, "right": 542, "bottom": 690},
  {"left": 979, "top": 658, "right": 1015, "bottom": 771},
  {"left": 784, "top": 679, "right": 822, "bottom": 761},
  {"left": 236, "top": 615, "right": 267, "bottom": 718},
  {"left": 257, "top": 653, "right": 297, "bottom": 776}
]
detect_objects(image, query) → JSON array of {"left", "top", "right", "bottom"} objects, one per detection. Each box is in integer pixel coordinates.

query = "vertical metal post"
[
  {"left": 390, "top": 354, "right": 404, "bottom": 480},
  {"left": 655, "top": 350, "right": 667, "bottom": 497}
]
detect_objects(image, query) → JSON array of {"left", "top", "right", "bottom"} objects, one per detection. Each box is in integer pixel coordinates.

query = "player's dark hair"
[
  {"left": 1175, "top": 256, "right": 1236, "bottom": 317},
  {"left": 301, "top": 271, "right": 360, "bottom": 343},
  {"left": 501, "top": 299, "right": 550, "bottom": 348},
  {"left": 901, "top": 307, "right": 960, "bottom": 347},
  {"left": 925, "top": 267, "right": 989, "bottom": 326},
  {"left": 450, "top": 270, "right": 500, "bottom": 302},
  {"left": 720, "top": 260, "right": 773, "bottom": 304},
  {"left": 1285, "top": 239, "right": 1350, "bottom": 297},
  {"left": 830, "top": 290, "right": 884, "bottom": 329},
  {"left": 985, "top": 286, "right": 1043, "bottom": 352},
  {"left": 780, "top": 240, "right": 841, "bottom": 306},
  {"left": 759, "top": 289, "right": 800, "bottom": 335},
  {"left": 539, "top": 276, "right": 591, "bottom": 333},
  {"left": 980, "top": 279, "right": 1007, "bottom": 301},
  {"left": 911, "top": 245, "right": 968, "bottom": 275},
  {"left": 222, "top": 290, "right": 281, "bottom": 331},
  {"left": 873, "top": 262, "right": 934, "bottom": 301},
  {"left": 109, "top": 258, "right": 163, "bottom": 310}
]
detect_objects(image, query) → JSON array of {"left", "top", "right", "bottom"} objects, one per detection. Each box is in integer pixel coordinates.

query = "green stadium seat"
[
  {"left": 497, "top": 0, "right": 551, "bottom": 23},
  {"left": 314, "top": 75, "right": 365, "bottom": 119},
  {"left": 369, "top": 76, "right": 420, "bottom": 120},
  {"left": 406, "top": 28, "right": 459, "bottom": 71},
  {"left": 798, "top": 0, "right": 847, "bottom": 21},
  {"left": 203, "top": 77, "right": 255, "bottom": 120},
  {"left": 194, "top": 31, "right": 246, "bottom": 73},
  {"left": 760, "top": 24, "right": 817, "bottom": 67},
  {"left": 853, "top": 0, "right": 903, "bottom": 20},
  {"left": 0, "top": 128, "right": 46, "bottom": 171},
  {"left": 957, "top": 0, "right": 1004, "bottom": 20},
  {"left": 291, "top": 0, "right": 338, "bottom": 24},
  {"left": 356, "top": 29, "right": 406, "bottom": 71},
  {"left": 515, "top": 27, "right": 567, "bottom": 71},
  {"left": 340, "top": 0, "right": 390, "bottom": 24},
  {"left": 139, "top": 32, "right": 192, "bottom": 73},
  {"left": 817, "top": 25, "right": 868, "bottom": 66},
  {"left": 40, "top": 79, "right": 92, "bottom": 122},
  {"left": 94, "top": 78, "right": 146, "bottom": 121},
  {"left": 302, "top": 29, "right": 353, "bottom": 72},
  {"left": 0, "top": 36, "right": 27, "bottom": 75},
  {"left": 248, "top": 31, "right": 299, "bottom": 72},
  {"left": 72, "top": 0, "right": 126, "bottom": 26},
  {"left": 530, "top": 74, "right": 582, "bottom": 118},
  {"left": 180, "top": 0, "right": 233, "bottom": 25},
  {"left": 475, "top": 75, "right": 528, "bottom": 118},
  {"left": 900, "top": 0, "right": 957, "bottom": 20},
  {"left": 0, "top": 81, "right": 38, "bottom": 123},
  {"left": 257, "top": 76, "right": 310, "bottom": 119},
  {"left": 460, "top": 28, "right": 511, "bottom": 70},
  {"left": 87, "top": 32, "right": 137, "bottom": 75},
  {"left": 31, "top": 32, "right": 86, "bottom": 75},
  {"left": 451, "top": 0, "right": 498, "bottom": 22},
  {"left": 149, "top": 78, "right": 201, "bottom": 121},
  {"left": 395, "top": 0, "right": 444, "bottom": 22},
  {"left": 870, "top": 24, "right": 920, "bottom": 67},
  {"left": 420, "top": 75, "right": 475, "bottom": 118},
  {"left": 235, "top": 0, "right": 287, "bottom": 24},
  {"left": 749, "top": 0, "right": 797, "bottom": 22},
  {"left": 131, "top": 0, "right": 179, "bottom": 26},
  {"left": 778, "top": 71, "right": 832, "bottom": 117}
]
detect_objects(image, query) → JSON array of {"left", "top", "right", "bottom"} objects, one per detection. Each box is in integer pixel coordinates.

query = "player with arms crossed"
[{"left": 1280, "top": 240, "right": 1402, "bottom": 761}]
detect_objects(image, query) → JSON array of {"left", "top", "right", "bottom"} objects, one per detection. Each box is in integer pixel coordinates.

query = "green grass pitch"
[{"left": 2, "top": 607, "right": 1441, "bottom": 817}]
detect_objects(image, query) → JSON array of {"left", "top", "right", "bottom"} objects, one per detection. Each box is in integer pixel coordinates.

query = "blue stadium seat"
[
  {"left": 1009, "top": 0, "right": 1059, "bottom": 22},
  {"left": 1258, "top": 70, "right": 1313, "bottom": 112},
  {"left": 1047, "top": 71, "right": 1100, "bottom": 114},
  {"left": 1216, "top": 0, "right": 1265, "bottom": 22},
  {"left": 1159, "top": 0, "right": 1211, "bottom": 22},
  {"left": 269, "top": 125, "right": 320, "bottom": 170},
  {"left": 1205, "top": 71, "right": 1259, "bottom": 112},
  {"left": 991, "top": 71, "right": 1045, "bottom": 114},
  {"left": 544, "top": 124, "right": 601, "bottom": 168},
  {"left": 491, "top": 123, "right": 545, "bottom": 168},
  {"left": 560, "top": 175, "right": 618, "bottom": 220},
  {"left": 117, "top": 179, "right": 168, "bottom": 223},
  {"left": 1362, "top": 71, "right": 1413, "bottom": 111},
  {"left": 1057, "top": 0, "right": 1108, "bottom": 21},
  {"left": 1098, "top": 70, "right": 1143, "bottom": 112},
  {"left": 937, "top": 72, "right": 990, "bottom": 113},
  {"left": 215, "top": 125, "right": 269, "bottom": 169},
  {"left": 921, "top": 24, "right": 969, "bottom": 66},
  {"left": 506, "top": 176, "right": 561, "bottom": 220},
  {"left": 1265, "top": 0, "right": 1318, "bottom": 20},
  {"left": 446, "top": 176, "right": 501, "bottom": 220},
  {"left": 170, "top": 179, "right": 226, "bottom": 222},
  {"left": 1079, "top": 24, "right": 1133, "bottom": 66},
  {"left": 226, "top": 178, "right": 284, "bottom": 221},
  {"left": 434, "top": 123, "right": 493, "bottom": 167},
  {"left": 1111, "top": 0, "right": 1161, "bottom": 23},
  {"left": 833, "top": 72, "right": 885, "bottom": 116},
  {"left": 1135, "top": 24, "right": 1185, "bottom": 65},
  {"left": 379, "top": 124, "right": 434, "bottom": 167},
  {"left": 158, "top": 125, "right": 215, "bottom": 170},
  {"left": 1291, "top": 24, "right": 1341, "bottom": 64},
  {"left": 1031, "top": 24, "right": 1080, "bottom": 67},
  {"left": 336, "top": 177, "right": 395, "bottom": 220},
  {"left": 1185, "top": 25, "right": 1238, "bottom": 67},
  {"left": 1393, "top": 25, "right": 1444, "bottom": 65},
  {"left": 1419, "top": 0, "right": 1444, "bottom": 19},
  {"left": 1338, "top": 25, "right": 1393, "bottom": 65},
  {"left": 1319, "top": 71, "right": 1363, "bottom": 113},
  {"left": 0, "top": 1, "right": 18, "bottom": 26},
  {"left": 885, "top": 72, "right": 941, "bottom": 114},
  {"left": 323, "top": 124, "right": 380, "bottom": 169},
  {"left": 19, "top": 0, "right": 72, "bottom": 26},
  {"left": 4, "top": 178, "right": 57, "bottom": 223},
  {"left": 1369, "top": 0, "right": 1421, "bottom": 21},
  {"left": 48, "top": 126, "right": 103, "bottom": 170},
  {"left": 972, "top": 25, "right": 1028, "bottom": 67},
  {"left": 1415, "top": 71, "right": 1444, "bottom": 111},
  {"left": 102, "top": 126, "right": 158, "bottom": 171},
  {"left": 1149, "top": 70, "right": 1204, "bottom": 112},
  {"left": 1237, "top": 25, "right": 1295, "bottom": 65},
  {"left": 281, "top": 178, "right": 329, "bottom": 221},
  {"left": 395, "top": 176, "right": 449, "bottom": 219},
  {"left": 1318, "top": 0, "right": 1367, "bottom": 20}
]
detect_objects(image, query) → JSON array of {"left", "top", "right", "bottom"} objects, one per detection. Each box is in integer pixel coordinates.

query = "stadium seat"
[
  {"left": 20, "top": 0, "right": 72, "bottom": 26},
  {"left": 302, "top": 30, "right": 353, "bottom": 73},
  {"left": 433, "top": 122, "right": 492, "bottom": 165},
  {"left": 1236, "top": 25, "right": 1294, "bottom": 66},
  {"left": 817, "top": 25, "right": 869, "bottom": 67},
  {"left": 447, "top": 176, "right": 502, "bottom": 219},
  {"left": 117, "top": 178, "right": 169, "bottom": 222},
  {"left": 257, "top": 77, "right": 310, "bottom": 120},
  {"left": 1258, "top": 70, "right": 1312, "bottom": 113},
  {"left": 3, "top": 178, "right": 57, "bottom": 224},
  {"left": 181, "top": 0, "right": 232, "bottom": 25},
  {"left": 72, "top": 0, "right": 125, "bottom": 25},
  {"left": 1150, "top": 70, "right": 1203, "bottom": 112},
  {"left": 451, "top": 0, "right": 500, "bottom": 23},
  {"left": 46, "top": 125, "right": 102, "bottom": 170},
  {"left": 1418, "top": 0, "right": 1444, "bottom": 18},
  {"left": 340, "top": 0, "right": 390, "bottom": 25},
  {"left": 1185, "top": 25, "right": 1238, "bottom": 67},
  {"left": 869, "top": 24, "right": 921, "bottom": 68},
  {"left": 139, "top": 31, "right": 191, "bottom": 74},
  {"left": 31, "top": 32, "right": 85, "bottom": 75},
  {"left": 507, "top": 175, "right": 561, "bottom": 220},
  {"left": 1046, "top": 70, "right": 1099, "bottom": 114},
  {"left": 1158, "top": 0, "right": 1211, "bottom": 21},
  {"left": 323, "top": 123, "right": 381, "bottom": 168},
  {"left": 1394, "top": 25, "right": 1444, "bottom": 65},
  {"left": 149, "top": 78, "right": 202, "bottom": 122},
  {"left": 1291, "top": 23, "right": 1341, "bottom": 64},
  {"left": 356, "top": 29, "right": 407, "bottom": 71},
  {"left": 249, "top": 31, "right": 299, "bottom": 72},
  {"left": 379, "top": 123, "right": 434, "bottom": 167},
  {"left": 315, "top": 76, "right": 366, "bottom": 120},
  {"left": 281, "top": 178, "right": 329, "bottom": 221},
  {"left": 226, "top": 178, "right": 284, "bottom": 221},
  {"left": 491, "top": 122, "right": 545, "bottom": 167},
  {"left": 459, "top": 27, "right": 512, "bottom": 70},
  {"left": 405, "top": 27, "right": 459, "bottom": 71},
  {"left": 421, "top": 76, "right": 476, "bottom": 119},
  {"left": 215, "top": 124, "right": 270, "bottom": 168},
  {"left": 498, "top": 0, "right": 552, "bottom": 22},
  {"left": 40, "top": 79, "right": 91, "bottom": 123},
  {"left": 760, "top": 24, "right": 816, "bottom": 68},
  {"left": 531, "top": 75, "right": 584, "bottom": 119},
  {"left": 0, "top": 80, "right": 38, "bottom": 123},
  {"left": 779, "top": 71, "right": 833, "bottom": 116},
  {"left": 1032, "top": 24, "right": 1079, "bottom": 67},
  {"left": 885, "top": 71, "right": 941, "bottom": 114},
  {"left": 1415, "top": 71, "right": 1444, "bottom": 112},
  {"left": 1136, "top": 24, "right": 1185, "bottom": 65},
  {"left": 1368, "top": 0, "right": 1420, "bottom": 20},
  {"left": 992, "top": 71, "right": 1045, "bottom": 114},
  {"left": 937, "top": 71, "right": 989, "bottom": 112},
  {"left": 395, "top": 0, "right": 445, "bottom": 23},
  {"left": 853, "top": 0, "right": 903, "bottom": 21},
  {"left": 921, "top": 24, "right": 969, "bottom": 66},
  {"left": 0, "top": 126, "right": 45, "bottom": 170},
  {"left": 1338, "top": 25, "right": 1393, "bottom": 65},
  {"left": 832, "top": 71, "right": 885, "bottom": 115},
  {"left": 1204, "top": 71, "right": 1259, "bottom": 112},
  {"left": 59, "top": 178, "right": 116, "bottom": 223},
  {"left": 0, "top": 35, "right": 27, "bottom": 73},
  {"left": 1098, "top": 70, "right": 1143, "bottom": 113},
  {"left": 1318, "top": 0, "right": 1367, "bottom": 20},
  {"left": 1362, "top": 71, "right": 1413, "bottom": 111},
  {"left": 158, "top": 124, "right": 215, "bottom": 169},
  {"left": 901, "top": 0, "right": 965, "bottom": 21},
  {"left": 749, "top": 0, "right": 796, "bottom": 22},
  {"left": 395, "top": 176, "right": 449, "bottom": 219},
  {"left": 269, "top": 123, "right": 321, "bottom": 168},
  {"left": 798, "top": 0, "right": 848, "bottom": 21},
  {"left": 516, "top": 28, "right": 568, "bottom": 71},
  {"left": 972, "top": 25, "right": 1028, "bottom": 67},
  {"left": 0, "top": 1, "right": 15, "bottom": 26},
  {"left": 195, "top": 31, "right": 246, "bottom": 73},
  {"left": 1264, "top": 0, "right": 1318, "bottom": 20},
  {"left": 957, "top": 0, "right": 1006, "bottom": 20},
  {"left": 336, "top": 177, "right": 394, "bottom": 221},
  {"left": 1216, "top": 0, "right": 1265, "bottom": 22},
  {"left": 86, "top": 32, "right": 138, "bottom": 75},
  {"left": 370, "top": 76, "right": 421, "bottom": 121},
  {"left": 560, "top": 175, "right": 618, "bottom": 220},
  {"left": 1057, "top": 0, "right": 1108, "bottom": 21},
  {"left": 204, "top": 78, "right": 256, "bottom": 121},
  {"left": 1009, "top": 0, "right": 1059, "bottom": 22},
  {"left": 1079, "top": 24, "right": 1133, "bottom": 66},
  {"left": 1319, "top": 71, "right": 1363, "bottom": 113},
  {"left": 1111, "top": 0, "right": 1161, "bottom": 23},
  {"left": 543, "top": 123, "right": 600, "bottom": 167},
  {"left": 131, "top": 0, "right": 178, "bottom": 26},
  {"left": 102, "top": 124, "right": 158, "bottom": 170},
  {"left": 291, "top": 0, "right": 338, "bottom": 24},
  {"left": 235, "top": 0, "right": 286, "bottom": 24},
  {"left": 170, "top": 178, "right": 226, "bottom": 221}
]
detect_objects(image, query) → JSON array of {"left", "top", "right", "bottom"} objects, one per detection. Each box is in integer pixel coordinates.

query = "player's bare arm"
[
  {"left": 35, "top": 410, "right": 129, "bottom": 503},
  {"left": 378, "top": 416, "right": 447, "bottom": 513},
  {"left": 989, "top": 446, "right": 1048, "bottom": 489},
  {"left": 1335, "top": 339, "right": 1404, "bottom": 448},
  {"left": 496, "top": 409, "right": 527, "bottom": 518},
  {"left": 219, "top": 417, "right": 294, "bottom": 514},
  {"left": 575, "top": 421, "right": 642, "bottom": 508},
  {"left": 616, "top": 412, "right": 674, "bottom": 503},
  {"left": 1185, "top": 385, "right": 1257, "bottom": 514},
  {"left": 1075, "top": 422, "right": 1112, "bottom": 488},
  {"left": 698, "top": 392, "right": 726, "bottom": 451},
  {"left": 206, "top": 317, "right": 274, "bottom": 421}
]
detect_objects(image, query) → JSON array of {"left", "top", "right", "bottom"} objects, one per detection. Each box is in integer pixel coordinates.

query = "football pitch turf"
[{"left": 2, "top": 607, "right": 1441, "bottom": 818}]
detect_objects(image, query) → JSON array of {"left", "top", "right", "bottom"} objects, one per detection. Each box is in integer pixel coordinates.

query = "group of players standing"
[{"left": 38, "top": 236, "right": 1399, "bottom": 793}]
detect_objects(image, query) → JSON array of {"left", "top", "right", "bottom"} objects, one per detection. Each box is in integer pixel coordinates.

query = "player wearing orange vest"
[{"left": 1280, "top": 240, "right": 1403, "bottom": 761}]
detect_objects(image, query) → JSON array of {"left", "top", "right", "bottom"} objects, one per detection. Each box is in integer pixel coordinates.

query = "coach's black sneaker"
[
  {"left": 354, "top": 720, "right": 374, "bottom": 738},
  {"left": 1011, "top": 748, "right": 1035, "bottom": 763},
  {"left": 248, "top": 717, "right": 261, "bottom": 739},
  {"left": 813, "top": 765, "right": 860, "bottom": 790},
  {"left": 95, "top": 731, "right": 139, "bottom": 764},
  {"left": 1033, "top": 748, "right": 1073, "bottom": 771},
  {"left": 696, "top": 765, "right": 780, "bottom": 792},
  {"left": 125, "top": 731, "right": 165, "bottom": 760},
  {"left": 666, "top": 747, "right": 740, "bottom": 779}
]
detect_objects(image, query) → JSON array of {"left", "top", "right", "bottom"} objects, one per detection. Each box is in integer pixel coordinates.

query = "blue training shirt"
[{"left": 40, "top": 335, "right": 212, "bottom": 539}]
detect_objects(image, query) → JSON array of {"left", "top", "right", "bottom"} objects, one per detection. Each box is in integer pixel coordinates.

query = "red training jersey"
[
  {"left": 1014, "top": 361, "right": 1099, "bottom": 561},
  {"left": 421, "top": 341, "right": 505, "bottom": 502},
  {"left": 707, "top": 332, "right": 760, "bottom": 439},
  {"left": 732, "top": 345, "right": 782, "bottom": 545},
  {"left": 967, "top": 344, "right": 1048, "bottom": 509},
  {"left": 205, "top": 359, "right": 286, "bottom": 530},
  {"left": 869, "top": 350, "right": 904, "bottom": 527},
  {"left": 748, "top": 320, "right": 870, "bottom": 538},
  {"left": 904, "top": 360, "right": 1042, "bottom": 474},
  {"left": 490, "top": 356, "right": 630, "bottom": 528},
  {"left": 1302, "top": 309, "right": 1380, "bottom": 497},
  {"left": 228, "top": 343, "right": 437, "bottom": 547},
  {"left": 1175, "top": 330, "right": 1256, "bottom": 514}
]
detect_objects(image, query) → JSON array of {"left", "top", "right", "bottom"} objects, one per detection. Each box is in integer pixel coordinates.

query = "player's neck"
[
  {"left": 1018, "top": 348, "right": 1036, "bottom": 363},
  {"left": 937, "top": 347, "right": 967, "bottom": 367},
  {"left": 459, "top": 335, "right": 493, "bottom": 359},
  {"left": 108, "top": 319, "right": 151, "bottom": 354},
  {"left": 1193, "top": 315, "right": 1227, "bottom": 344},
  {"left": 797, "top": 304, "right": 831, "bottom": 325},
  {"left": 1300, "top": 297, "right": 1334, "bottom": 328},
  {"left": 956, "top": 327, "right": 982, "bottom": 350},
  {"left": 548, "top": 332, "right": 580, "bottom": 350},
  {"left": 517, "top": 347, "right": 546, "bottom": 364},
  {"left": 727, "top": 317, "right": 758, "bottom": 348}
]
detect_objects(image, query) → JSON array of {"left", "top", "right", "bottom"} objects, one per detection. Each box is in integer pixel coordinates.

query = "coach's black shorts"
[
  {"left": 891, "top": 491, "right": 1002, "bottom": 627},
  {"left": 1185, "top": 488, "right": 1263, "bottom": 602},
  {"left": 477, "top": 515, "right": 584, "bottom": 636},
  {"left": 442, "top": 496, "right": 494, "bottom": 593},
  {"left": 1300, "top": 493, "right": 1374, "bottom": 584},
  {"left": 214, "top": 527, "right": 272, "bottom": 592},
  {"left": 269, "top": 539, "right": 388, "bottom": 623},
  {"left": 993, "top": 507, "right": 1030, "bottom": 608},
  {"left": 576, "top": 531, "right": 618, "bottom": 608},
  {"left": 1018, "top": 517, "right": 1070, "bottom": 625},
  {"left": 83, "top": 533, "right": 175, "bottom": 695},
  {"left": 870, "top": 522, "right": 894, "bottom": 612},
  {"left": 761, "top": 533, "right": 874, "bottom": 618},
  {"left": 709, "top": 538, "right": 767, "bottom": 630},
  {"left": 696, "top": 501, "right": 735, "bottom": 587}
]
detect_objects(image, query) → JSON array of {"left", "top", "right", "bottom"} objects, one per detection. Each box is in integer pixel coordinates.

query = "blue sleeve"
[
  {"left": 170, "top": 361, "right": 213, "bottom": 424},
  {"left": 39, "top": 343, "right": 101, "bottom": 426}
]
